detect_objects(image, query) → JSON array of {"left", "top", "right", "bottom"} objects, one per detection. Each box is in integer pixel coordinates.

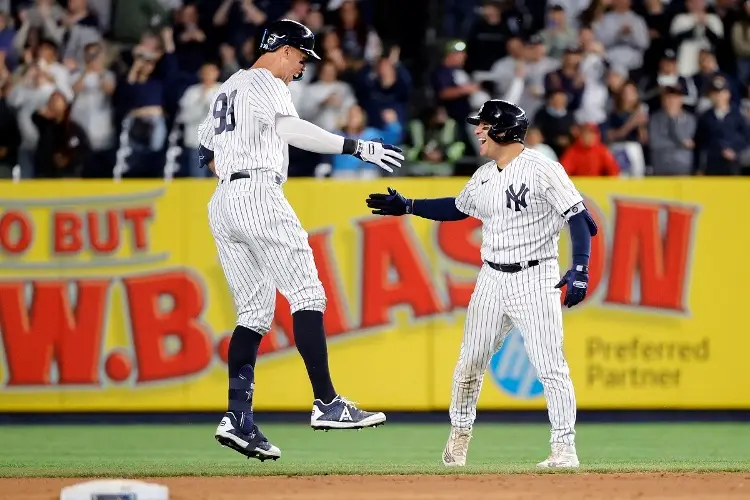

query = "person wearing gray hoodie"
[{"left": 647, "top": 84, "right": 697, "bottom": 175}]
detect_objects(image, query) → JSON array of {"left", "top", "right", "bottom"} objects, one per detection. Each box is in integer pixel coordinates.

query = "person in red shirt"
[{"left": 559, "top": 123, "right": 620, "bottom": 176}]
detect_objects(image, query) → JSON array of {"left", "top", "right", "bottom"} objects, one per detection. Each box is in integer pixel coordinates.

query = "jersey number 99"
[{"left": 213, "top": 90, "right": 238, "bottom": 134}]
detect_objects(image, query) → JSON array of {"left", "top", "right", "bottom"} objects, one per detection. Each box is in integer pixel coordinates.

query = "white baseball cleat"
[
  {"left": 442, "top": 426, "right": 472, "bottom": 466},
  {"left": 536, "top": 443, "right": 580, "bottom": 469}
]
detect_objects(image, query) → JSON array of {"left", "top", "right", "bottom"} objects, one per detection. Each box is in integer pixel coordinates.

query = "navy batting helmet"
[
  {"left": 259, "top": 19, "right": 320, "bottom": 80},
  {"left": 466, "top": 100, "right": 529, "bottom": 145}
]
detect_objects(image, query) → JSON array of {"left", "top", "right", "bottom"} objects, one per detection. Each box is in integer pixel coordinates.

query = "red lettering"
[
  {"left": 54, "top": 212, "right": 83, "bottom": 253},
  {"left": 605, "top": 200, "right": 696, "bottom": 311},
  {"left": 0, "top": 280, "right": 110, "bottom": 385},
  {"left": 124, "top": 271, "right": 213, "bottom": 382},
  {"left": 436, "top": 217, "right": 482, "bottom": 309},
  {"left": 0, "top": 210, "right": 33, "bottom": 254},
  {"left": 122, "top": 207, "right": 153, "bottom": 250},
  {"left": 88, "top": 210, "right": 120, "bottom": 253},
  {"left": 358, "top": 217, "right": 442, "bottom": 329}
]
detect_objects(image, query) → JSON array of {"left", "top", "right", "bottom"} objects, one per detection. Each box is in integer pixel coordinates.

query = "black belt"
[
  {"left": 230, "top": 171, "right": 251, "bottom": 181},
  {"left": 485, "top": 260, "right": 540, "bottom": 273},
  {"left": 226, "top": 171, "right": 283, "bottom": 184}
]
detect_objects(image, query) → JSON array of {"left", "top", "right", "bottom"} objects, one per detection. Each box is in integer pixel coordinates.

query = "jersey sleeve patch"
[{"left": 537, "top": 163, "right": 584, "bottom": 217}]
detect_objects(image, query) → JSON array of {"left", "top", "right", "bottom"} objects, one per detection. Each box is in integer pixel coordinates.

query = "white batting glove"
[{"left": 353, "top": 139, "right": 405, "bottom": 173}]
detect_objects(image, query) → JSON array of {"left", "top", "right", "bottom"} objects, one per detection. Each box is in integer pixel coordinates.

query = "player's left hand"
[
  {"left": 353, "top": 138, "right": 404, "bottom": 173},
  {"left": 555, "top": 268, "right": 589, "bottom": 308}
]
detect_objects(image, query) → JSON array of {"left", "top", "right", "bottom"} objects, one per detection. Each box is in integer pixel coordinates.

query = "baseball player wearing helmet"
[
  {"left": 366, "top": 99, "right": 598, "bottom": 468},
  {"left": 200, "top": 19, "right": 403, "bottom": 462}
]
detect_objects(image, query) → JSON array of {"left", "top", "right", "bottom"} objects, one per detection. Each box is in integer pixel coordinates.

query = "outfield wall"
[{"left": 0, "top": 179, "right": 748, "bottom": 412}]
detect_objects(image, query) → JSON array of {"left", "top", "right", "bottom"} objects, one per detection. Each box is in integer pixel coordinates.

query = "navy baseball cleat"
[
  {"left": 310, "top": 395, "right": 386, "bottom": 430},
  {"left": 215, "top": 412, "right": 281, "bottom": 461}
]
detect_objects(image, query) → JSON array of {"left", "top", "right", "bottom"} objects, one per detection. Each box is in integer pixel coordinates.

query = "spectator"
[
  {"left": 432, "top": 40, "right": 479, "bottom": 150},
  {"left": 695, "top": 75, "right": 750, "bottom": 175},
  {"left": 539, "top": 4, "right": 578, "bottom": 60},
  {"left": 575, "top": 27, "right": 609, "bottom": 126},
  {"left": 670, "top": 0, "right": 724, "bottom": 77},
  {"left": 648, "top": 85, "right": 697, "bottom": 176},
  {"left": 643, "top": 49, "right": 696, "bottom": 113},
  {"left": 443, "top": 0, "right": 483, "bottom": 39},
  {"left": 8, "top": 60, "right": 58, "bottom": 178},
  {"left": 475, "top": 36, "right": 525, "bottom": 100},
  {"left": 606, "top": 80, "right": 648, "bottom": 176},
  {"left": 712, "top": 0, "right": 740, "bottom": 77},
  {"left": 404, "top": 105, "right": 465, "bottom": 176},
  {"left": 0, "top": 12, "right": 16, "bottom": 71},
  {"left": 594, "top": 0, "right": 650, "bottom": 78},
  {"left": 533, "top": 88, "right": 576, "bottom": 158},
  {"left": 640, "top": 0, "right": 671, "bottom": 79},
  {"left": 284, "top": 0, "right": 313, "bottom": 23},
  {"left": 525, "top": 125, "right": 558, "bottom": 161},
  {"left": 560, "top": 122, "right": 620, "bottom": 176},
  {"left": 174, "top": 3, "right": 209, "bottom": 76},
  {"left": 218, "top": 43, "right": 241, "bottom": 81},
  {"left": 298, "top": 58, "right": 356, "bottom": 132},
  {"left": 556, "top": 0, "right": 591, "bottom": 29},
  {"left": 31, "top": 90, "right": 90, "bottom": 178},
  {"left": 691, "top": 48, "right": 740, "bottom": 114},
  {"left": 334, "top": 0, "right": 381, "bottom": 71},
  {"left": 318, "top": 29, "right": 348, "bottom": 76},
  {"left": 212, "top": 0, "right": 267, "bottom": 54},
  {"left": 331, "top": 105, "right": 401, "bottom": 178},
  {"left": 517, "top": 35, "right": 559, "bottom": 119},
  {"left": 57, "top": 0, "right": 102, "bottom": 67},
  {"left": 355, "top": 47, "right": 411, "bottom": 130},
  {"left": 578, "top": 0, "right": 608, "bottom": 29},
  {"left": 465, "top": 0, "right": 511, "bottom": 73},
  {"left": 13, "top": 0, "right": 67, "bottom": 53},
  {"left": 544, "top": 45, "right": 585, "bottom": 113},
  {"left": 70, "top": 41, "right": 116, "bottom": 177},
  {"left": 34, "top": 38, "right": 74, "bottom": 101},
  {"left": 176, "top": 61, "right": 220, "bottom": 177},
  {"left": 120, "top": 28, "right": 177, "bottom": 156},
  {"left": 731, "top": 1, "right": 750, "bottom": 86}
]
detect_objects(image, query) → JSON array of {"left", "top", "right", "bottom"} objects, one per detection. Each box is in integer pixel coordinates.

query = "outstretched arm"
[
  {"left": 275, "top": 114, "right": 404, "bottom": 173},
  {"left": 366, "top": 188, "right": 469, "bottom": 221}
]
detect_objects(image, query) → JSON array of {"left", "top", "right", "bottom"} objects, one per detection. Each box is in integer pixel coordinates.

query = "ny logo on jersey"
[{"left": 506, "top": 183, "right": 530, "bottom": 212}]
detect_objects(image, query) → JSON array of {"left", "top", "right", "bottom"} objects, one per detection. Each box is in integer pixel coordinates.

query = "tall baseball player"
[
  {"left": 198, "top": 19, "right": 404, "bottom": 462},
  {"left": 366, "top": 100, "right": 598, "bottom": 468}
]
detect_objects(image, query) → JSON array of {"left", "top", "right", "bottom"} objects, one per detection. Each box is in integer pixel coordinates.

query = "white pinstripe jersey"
[
  {"left": 198, "top": 68, "right": 298, "bottom": 181},
  {"left": 455, "top": 148, "right": 584, "bottom": 265}
]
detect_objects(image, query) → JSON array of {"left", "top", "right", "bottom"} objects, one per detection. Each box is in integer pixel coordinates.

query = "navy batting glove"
[
  {"left": 366, "top": 187, "right": 413, "bottom": 216},
  {"left": 555, "top": 268, "right": 589, "bottom": 308}
]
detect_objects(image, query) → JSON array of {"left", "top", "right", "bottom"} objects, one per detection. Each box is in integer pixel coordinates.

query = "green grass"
[{"left": 1, "top": 423, "right": 749, "bottom": 477}]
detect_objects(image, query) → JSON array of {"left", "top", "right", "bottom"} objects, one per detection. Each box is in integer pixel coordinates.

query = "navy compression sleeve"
[
  {"left": 412, "top": 198, "right": 469, "bottom": 221},
  {"left": 568, "top": 212, "right": 591, "bottom": 268}
]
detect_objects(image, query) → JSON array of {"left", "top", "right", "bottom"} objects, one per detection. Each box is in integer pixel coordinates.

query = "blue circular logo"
[{"left": 489, "top": 328, "right": 544, "bottom": 399}]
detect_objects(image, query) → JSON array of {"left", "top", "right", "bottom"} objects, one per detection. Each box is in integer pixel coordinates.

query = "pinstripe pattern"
[
  {"left": 203, "top": 68, "right": 325, "bottom": 333},
  {"left": 198, "top": 68, "right": 298, "bottom": 182},
  {"left": 450, "top": 147, "right": 580, "bottom": 446}
]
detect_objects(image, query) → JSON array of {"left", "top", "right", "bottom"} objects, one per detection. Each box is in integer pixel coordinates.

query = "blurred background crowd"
[{"left": 0, "top": 0, "right": 749, "bottom": 179}]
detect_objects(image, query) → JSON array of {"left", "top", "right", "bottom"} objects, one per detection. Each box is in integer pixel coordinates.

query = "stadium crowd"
[{"left": 0, "top": 0, "right": 749, "bottom": 179}]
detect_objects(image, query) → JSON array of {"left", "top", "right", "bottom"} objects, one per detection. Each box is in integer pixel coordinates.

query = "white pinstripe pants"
[
  {"left": 207, "top": 173, "right": 326, "bottom": 334},
  {"left": 449, "top": 260, "right": 577, "bottom": 445}
]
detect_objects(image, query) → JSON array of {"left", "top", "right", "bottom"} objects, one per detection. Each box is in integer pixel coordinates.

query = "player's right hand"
[
  {"left": 353, "top": 139, "right": 404, "bottom": 173},
  {"left": 366, "top": 187, "right": 412, "bottom": 216}
]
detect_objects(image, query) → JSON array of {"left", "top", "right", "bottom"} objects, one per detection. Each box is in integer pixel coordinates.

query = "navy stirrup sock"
[
  {"left": 227, "top": 326, "right": 263, "bottom": 433},
  {"left": 293, "top": 310, "right": 337, "bottom": 404}
]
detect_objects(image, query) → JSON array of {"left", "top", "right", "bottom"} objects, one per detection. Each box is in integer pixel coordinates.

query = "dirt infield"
[{"left": 3, "top": 473, "right": 749, "bottom": 499}]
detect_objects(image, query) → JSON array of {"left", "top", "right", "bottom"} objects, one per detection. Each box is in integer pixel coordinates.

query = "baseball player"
[
  {"left": 366, "top": 100, "right": 598, "bottom": 468},
  {"left": 199, "top": 19, "right": 404, "bottom": 462}
]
